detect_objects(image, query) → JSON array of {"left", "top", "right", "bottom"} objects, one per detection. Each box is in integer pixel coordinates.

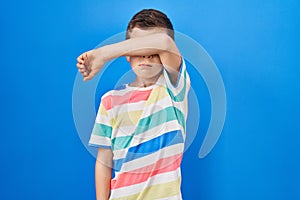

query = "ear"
[{"left": 126, "top": 56, "right": 130, "bottom": 62}]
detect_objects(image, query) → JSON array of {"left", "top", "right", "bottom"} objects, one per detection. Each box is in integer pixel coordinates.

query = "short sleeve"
[
  {"left": 88, "top": 100, "right": 112, "bottom": 149},
  {"left": 163, "top": 58, "right": 191, "bottom": 102}
]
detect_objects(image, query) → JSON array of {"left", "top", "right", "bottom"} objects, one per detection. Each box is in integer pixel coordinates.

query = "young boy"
[{"left": 76, "top": 9, "right": 190, "bottom": 200}]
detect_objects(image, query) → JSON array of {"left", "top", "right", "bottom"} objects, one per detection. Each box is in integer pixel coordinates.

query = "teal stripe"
[
  {"left": 167, "top": 69, "right": 187, "bottom": 102},
  {"left": 111, "top": 135, "right": 133, "bottom": 150},
  {"left": 92, "top": 123, "right": 112, "bottom": 138},
  {"left": 135, "top": 107, "right": 185, "bottom": 134},
  {"left": 112, "top": 106, "right": 185, "bottom": 150}
]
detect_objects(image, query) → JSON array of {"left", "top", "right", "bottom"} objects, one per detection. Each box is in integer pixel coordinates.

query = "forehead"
[{"left": 128, "top": 27, "right": 167, "bottom": 38}]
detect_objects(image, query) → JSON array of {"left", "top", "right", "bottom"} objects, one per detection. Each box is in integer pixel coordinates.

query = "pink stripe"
[
  {"left": 111, "top": 153, "right": 182, "bottom": 189},
  {"left": 102, "top": 89, "right": 152, "bottom": 110}
]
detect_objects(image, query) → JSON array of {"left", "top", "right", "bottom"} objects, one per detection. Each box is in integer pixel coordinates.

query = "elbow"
[
  {"left": 162, "top": 33, "right": 174, "bottom": 52},
  {"left": 160, "top": 33, "right": 178, "bottom": 56}
]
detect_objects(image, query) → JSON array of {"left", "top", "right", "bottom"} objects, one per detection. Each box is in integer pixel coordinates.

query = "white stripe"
[
  {"left": 141, "top": 96, "right": 187, "bottom": 121},
  {"left": 95, "top": 115, "right": 111, "bottom": 125},
  {"left": 110, "top": 168, "right": 181, "bottom": 198},
  {"left": 102, "top": 88, "right": 137, "bottom": 97},
  {"left": 112, "top": 119, "right": 180, "bottom": 142},
  {"left": 129, "top": 120, "right": 182, "bottom": 147},
  {"left": 164, "top": 71, "right": 185, "bottom": 96},
  {"left": 140, "top": 96, "right": 172, "bottom": 118},
  {"left": 112, "top": 125, "right": 136, "bottom": 138},
  {"left": 103, "top": 82, "right": 156, "bottom": 97},
  {"left": 173, "top": 97, "right": 188, "bottom": 108},
  {"left": 113, "top": 149, "right": 128, "bottom": 160},
  {"left": 109, "top": 88, "right": 132, "bottom": 96},
  {"left": 172, "top": 98, "right": 189, "bottom": 117},
  {"left": 100, "top": 91, "right": 110, "bottom": 99},
  {"left": 88, "top": 134, "right": 111, "bottom": 146},
  {"left": 108, "top": 101, "right": 146, "bottom": 117},
  {"left": 121, "top": 143, "right": 184, "bottom": 172}
]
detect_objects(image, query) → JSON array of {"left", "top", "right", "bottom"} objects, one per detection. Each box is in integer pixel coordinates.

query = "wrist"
[{"left": 94, "top": 46, "right": 110, "bottom": 63}]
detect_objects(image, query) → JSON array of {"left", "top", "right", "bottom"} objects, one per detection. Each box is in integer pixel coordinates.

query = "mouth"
[{"left": 138, "top": 63, "right": 152, "bottom": 68}]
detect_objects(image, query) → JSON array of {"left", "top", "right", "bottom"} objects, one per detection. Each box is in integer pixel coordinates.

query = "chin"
[{"left": 138, "top": 70, "right": 162, "bottom": 79}]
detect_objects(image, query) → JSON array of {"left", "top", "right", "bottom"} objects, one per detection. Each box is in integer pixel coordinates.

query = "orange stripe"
[
  {"left": 102, "top": 89, "right": 152, "bottom": 110},
  {"left": 111, "top": 153, "right": 182, "bottom": 189}
]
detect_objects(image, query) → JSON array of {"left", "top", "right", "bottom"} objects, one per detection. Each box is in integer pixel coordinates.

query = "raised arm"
[{"left": 76, "top": 32, "right": 181, "bottom": 82}]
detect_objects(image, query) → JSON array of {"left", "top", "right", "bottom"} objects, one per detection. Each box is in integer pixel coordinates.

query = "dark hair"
[{"left": 126, "top": 9, "right": 174, "bottom": 40}]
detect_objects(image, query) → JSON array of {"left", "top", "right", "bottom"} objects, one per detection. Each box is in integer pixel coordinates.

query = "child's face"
[{"left": 126, "top": 28, "right": 165, "bottom": 81}]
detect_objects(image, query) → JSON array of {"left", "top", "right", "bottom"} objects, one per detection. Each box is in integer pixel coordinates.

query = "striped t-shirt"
[{"left": 88, "top": 59, "right": 190, "bottom": 200}]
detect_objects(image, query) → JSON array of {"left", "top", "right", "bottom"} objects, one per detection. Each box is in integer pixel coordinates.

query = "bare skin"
[
  {"left": 95, "top": 148, "right": 113, "bottom": 200},
  {"left": 76, "top": 28, "right": 182, "bottom": 84}
]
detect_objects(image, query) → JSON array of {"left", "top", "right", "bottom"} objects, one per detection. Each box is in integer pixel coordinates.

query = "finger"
[
  {"left": 78, "top": 68, "right": 86, "bottom": 73},
  {"left": 77, "top": 52, "right": 88, "bottom": 63},
  {"left": 76, "top": 63, "right": 85, "bottom": 69},
  {"left": 78, "top": 59, "right": 84, "bottom": 64},
  {"left": 83, "top": 74, "right": 92, "bottom": 81},
  {"left": 83, "top": 71, "right": 89, "bottom": 76},
  {"left": 78, "top": 69, "right": 89, "bottom": 74},
  {"left": 77, "top": 54, "right": 84, "bottom": 62},
  {"left": 77, "top": 65, "right": 86, "bottom": 71},
  {"left": 85, "top": 53, "right": 90, "bottom": 64},
  {"left": 83, "top": 71, "right": 96, "bottom": 82},
  {"left": 77, "top": 66, "right": 86, "bottom": 72}
]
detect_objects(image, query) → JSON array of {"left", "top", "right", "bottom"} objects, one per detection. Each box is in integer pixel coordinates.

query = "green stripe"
[
  {"left": 135, "top": 107, "right": 185, "bottom": 134},
  {"left": 111, "top": 106, "right": 185, "bottom": 150},
  {"left": 167, "top": 69, "right": 187, "bottom": 102},
  {"left": 111, "top": 135, "right": 133, "bottom": 151},
  {"left": 92, "top": 123, "right": 112, "bottom": 138}
]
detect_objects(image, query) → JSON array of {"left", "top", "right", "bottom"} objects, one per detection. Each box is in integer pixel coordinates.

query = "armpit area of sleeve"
[
  {"left": 163, "top": 58, "right": 190, "bottom": 101},
  {"left": 88, "top": 134, "right": 112, "bottom": 149}
]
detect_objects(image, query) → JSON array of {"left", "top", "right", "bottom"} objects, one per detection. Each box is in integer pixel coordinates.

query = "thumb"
[{"left": 83, "top": 71, "right": 97, "bottom": 82}]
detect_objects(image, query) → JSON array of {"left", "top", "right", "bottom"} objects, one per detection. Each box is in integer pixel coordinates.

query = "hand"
[{"left": 76, "top": 49, "right": 105, "bottom": 82}]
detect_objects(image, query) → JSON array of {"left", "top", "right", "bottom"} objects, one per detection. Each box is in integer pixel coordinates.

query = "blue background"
[{"left": 1, "top": 0, "right": 300, "bottom": 199}]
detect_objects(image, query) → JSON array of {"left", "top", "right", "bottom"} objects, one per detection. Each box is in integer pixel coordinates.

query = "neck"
[{"left": 130, "top": 75, "right": 161, "bottom": 87}]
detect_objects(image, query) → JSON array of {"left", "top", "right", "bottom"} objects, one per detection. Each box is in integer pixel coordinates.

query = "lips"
[{"left": 138, "top": 63, "right": 152, "bottom": 67}]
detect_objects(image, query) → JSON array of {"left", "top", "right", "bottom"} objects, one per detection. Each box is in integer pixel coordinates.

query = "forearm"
[
  {"left": 95, "top": 160, "right": 112, "bottom": 200},
  {"left": 77, "top": 32, "right": 182, "bottom": 81},
  {"left": 98, "top": 33, "right": 179, "bottom": 62}
]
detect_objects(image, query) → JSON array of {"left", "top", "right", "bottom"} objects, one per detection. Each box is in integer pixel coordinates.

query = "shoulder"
[
  {"left": 100, "top": 84, "right": 130, "bottom": 110},
  {"left": 101, "top": 84, "right": 128, "bottom": 98}
]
